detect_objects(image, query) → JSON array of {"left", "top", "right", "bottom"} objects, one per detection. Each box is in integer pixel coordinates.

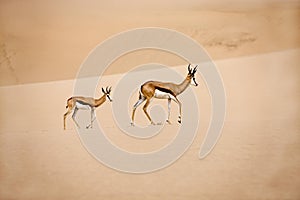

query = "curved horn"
[
  {"left": 188, "top": 63, "right": 192, "bottom": 73},
  {"left": 109, "top": 86, "right": 112, "bottom": 93},
  {"left": 105, "top": 86, "right": 109, "bottom": 93},
  {"left": 193, "top": 65, "right": 198, "bottom": 73},
  {"left": 102, "top": 87, "right": 105, "bottom": 93}
]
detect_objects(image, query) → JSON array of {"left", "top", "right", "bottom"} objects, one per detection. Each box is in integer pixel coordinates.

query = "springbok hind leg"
[
  {"left": 63, "top": 107, "right": 73, "bottom": 130},
  {"left": 143, "top": 98, "right": 155, "bottom": 125},
  {"left": 72, "top": 107, "right": 80, "bottom": 128},
  {"left": 131, "top": 96, "right": 146, "bottom": 126}
]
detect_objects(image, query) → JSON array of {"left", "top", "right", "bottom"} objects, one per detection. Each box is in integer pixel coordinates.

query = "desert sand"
[{"left": 0, "top": 0, "right": 300, "bottom": 200}]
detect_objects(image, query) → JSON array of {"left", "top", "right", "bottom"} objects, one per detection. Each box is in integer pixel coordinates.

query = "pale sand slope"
[
  {"left": 0, "top": 0, "right": 299, "bottom": 85},
  {"left": 0, "top": 49, "right": 299, "bottom": 199}
]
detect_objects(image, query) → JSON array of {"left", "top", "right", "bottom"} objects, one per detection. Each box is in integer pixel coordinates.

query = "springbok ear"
[{"left": 102, "top": 87, "right": 105, "bottom": 94}]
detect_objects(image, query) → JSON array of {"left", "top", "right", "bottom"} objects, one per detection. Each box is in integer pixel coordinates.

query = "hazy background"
[{"left": 0, "top": 0, "right": 299, "bottom": 85}]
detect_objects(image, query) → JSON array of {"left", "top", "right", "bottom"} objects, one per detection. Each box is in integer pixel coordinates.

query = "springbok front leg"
[
  {"left": 86, "top": 108, "right": 95, "bottom": 129},
  {"left": 72, "top": 107, "right": 80, "bottom": 128},
  {"left": 166, "top": 98, "right": 172, "bottom": 124},
  {"left": 143, "top": 98, "right": 156, "bottom": 125},
  {"left": 173, "top": 97, "right": 182, "bottom": 124}
]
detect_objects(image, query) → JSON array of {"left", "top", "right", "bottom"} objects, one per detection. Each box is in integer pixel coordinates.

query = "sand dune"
[
  {"left": 0, "top": 0, "right": 299, "bottom": 85},
  {"left": 0, "top": 49, "right": 299, "bottom": 199}
]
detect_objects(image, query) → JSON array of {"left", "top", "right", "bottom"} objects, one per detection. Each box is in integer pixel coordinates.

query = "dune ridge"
[{"left": 0, "top": 1, "right": 299, "bottom": 86}]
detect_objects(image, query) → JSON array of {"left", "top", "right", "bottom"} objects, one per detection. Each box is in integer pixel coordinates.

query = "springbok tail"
[{"left": 66, "top": 97, "right": 72, "bottom": 109}]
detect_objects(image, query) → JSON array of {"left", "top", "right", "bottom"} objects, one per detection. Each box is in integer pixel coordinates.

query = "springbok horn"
[
  {"left": 102, "top": 87, "right": 105, "bottom": 93},
  {"left": 193, "top": 65, "right": 198, "bottom": 73},
  {"left": 106, "top": 86, "right": 109, "bottom": 93},
  {"left": 109, "top": 86, "right": 112, "bottom": 93},
  {"left": 188, "top": 64, "right": 192, "bottom": 73}
]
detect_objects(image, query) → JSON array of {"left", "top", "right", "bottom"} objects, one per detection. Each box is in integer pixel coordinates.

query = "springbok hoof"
[
  {"left": 130, "top": 122, "right": 135, "bottom": 126},
  {"left": 178, "top": 116, "right": 182, "bottom": 124},
  {"left": 86, "top": 125, "right": 92, "bottom": 129},
  {"left": 166, "top": 120, "right": 172, "bottom": 124}
]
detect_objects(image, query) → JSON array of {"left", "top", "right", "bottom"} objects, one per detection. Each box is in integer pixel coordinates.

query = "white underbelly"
[
  {"left": 75, "top": 102, "right": 91, "bottom": 110},
  {"left": 154, "top": 89, "right": 173, "bottom": 99}
]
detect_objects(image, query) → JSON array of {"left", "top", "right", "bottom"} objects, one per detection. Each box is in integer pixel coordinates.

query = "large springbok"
[
  {"left": 131, "top": 64, "right": 198, "bottom": 126},
  {"left": 63, "top": 87, "right": 112, "bottom": 130}
]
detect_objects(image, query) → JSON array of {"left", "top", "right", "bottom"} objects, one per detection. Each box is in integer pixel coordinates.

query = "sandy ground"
[
  {"left": 1, "top": 49, "right": 300, "bottom": 199},
  {"left": 0, "top": 0, "right": 300, "bottom": 199}
]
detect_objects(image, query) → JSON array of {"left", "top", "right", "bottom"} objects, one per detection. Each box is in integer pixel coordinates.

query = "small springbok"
[
  {"left": 131, "top": 64, "right": 198, "bottom": 126},
  {"left": 63, "top": 87, "right": 112, "bottom": 130}
]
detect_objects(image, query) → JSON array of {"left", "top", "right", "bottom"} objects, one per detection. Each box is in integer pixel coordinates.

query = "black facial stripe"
[{"left": 154, "top": 86, "right": 176, "bottom": 97}]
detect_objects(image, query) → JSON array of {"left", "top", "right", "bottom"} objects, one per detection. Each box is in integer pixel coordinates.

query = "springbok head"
[
  {"left": 187, "top": 64, "right": 198, "bottom": 86},
  {"left": 102, "top": 86, "right": 113, "bottom": 102}
]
